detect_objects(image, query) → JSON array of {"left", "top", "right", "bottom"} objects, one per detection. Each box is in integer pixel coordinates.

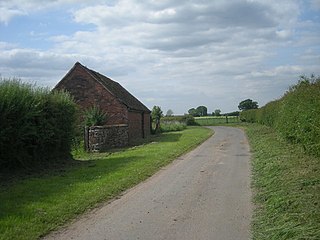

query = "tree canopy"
[
  {"left": 151, "top": 106, "right": 163, "bottom": 133},
  {"left": 238, "top": 99, "right": 258, "bottom": 111},
  {"left": 196, "top": 106, "right": 208, "bottom": 116},
  {"left": 188, "top": 106, "right": 208, "bottom": 117},
  {"left": 166, "top": 109, "right": 174, "bottom": 117},
  {"left": 213, "top": 109, "right": 221, "bottom": 116}
]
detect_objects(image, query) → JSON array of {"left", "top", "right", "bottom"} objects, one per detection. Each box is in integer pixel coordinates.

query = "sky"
[{"left": 0, "top": 0, "right": 319, "bottom": 114}]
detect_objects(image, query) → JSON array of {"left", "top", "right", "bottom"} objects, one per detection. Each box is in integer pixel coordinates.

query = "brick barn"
[{"left": 54, "top": 62, "right": 151, "bottom": 144}]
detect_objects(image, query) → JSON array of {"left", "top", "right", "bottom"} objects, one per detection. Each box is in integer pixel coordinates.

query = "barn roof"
[{"left": 63, "top": 62, "right": 150, "bottom": 113}]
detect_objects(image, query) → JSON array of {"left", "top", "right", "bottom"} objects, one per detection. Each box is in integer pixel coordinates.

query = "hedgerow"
[
  {"left": 0, "top": 79, "right": 77, "bottom": 169},
  {"left": 240, "top": 75, "right": 320, "bottom": 157},
  {"left": 161, "top": 115, "right": 198, "bottom": 126}
]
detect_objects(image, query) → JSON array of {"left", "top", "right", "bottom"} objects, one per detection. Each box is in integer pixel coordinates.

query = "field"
[{"left": 194, "top": 116, "right": 240, "bottom": 125}]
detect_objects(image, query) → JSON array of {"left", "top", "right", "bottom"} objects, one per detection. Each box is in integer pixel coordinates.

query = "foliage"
[
  {"left": 84, "top": 105, "right": 108, "bottom": 126},
  {"left": 160, "top": 121, "right": 187, "bottom": 132},
  {"left": 151, "top": 106, "right": 163, "bottom": 133},
  {"left": 188, "top": 105, "right": 208, "bottom": 117},
  {"left": 0, "top": 79, "right": 77, "bottom": 169},
  {"left": 161, "top": 115, "right": 198, "bottom": 126},
  {"left": 194, "top": 116, "right": 240, "bottom": 125},
  {"left": 165, "top": 109, "right": 174, "bottom": 117},
  {"left": 213, "top": 109, "right": 221, "bottom": 116},
  {"left": 223, "top": 111, "right": 240, "bottom": 116},
  {"left": 0, "top": 127, "right": 212, "bottom": 240},
  {"left": 238, "top": 98, "right": 258, "bottom": 111},
  {"left": 188, "top": 107, "right": 198, "bottom": 116},
  {"left": 196, "top": 106, "right": 208, "bottom": 116},
  {"left": 240, "top": 75, "right": 320, "bottom": 157},
  {"left": 151, "top": 105, "right": 163, "bottom": 122},
  {"left": 246, "top": 124, "right": 320, "bottom": 240},
  {"left": 183, "top": 114, "right": 198, "bottom": 126}
]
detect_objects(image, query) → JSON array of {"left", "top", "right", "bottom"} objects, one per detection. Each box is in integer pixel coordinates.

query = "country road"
[{"left": 45, "top": 126, "right": 252, "bottom": 240}]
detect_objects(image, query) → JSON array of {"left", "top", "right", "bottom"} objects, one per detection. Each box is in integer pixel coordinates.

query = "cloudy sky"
[{"left": 0, "top": 0, "right": 319, "bottom": 114}]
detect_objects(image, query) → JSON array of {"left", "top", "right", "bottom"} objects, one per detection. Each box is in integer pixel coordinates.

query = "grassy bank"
[
  {"left": 0, "top": 127, "right": 212, "bottom": 240},
  {"left": 240, "top": 76, "right": 320, "bottom": 157},
  {"left": 245, "top": 124, "right": 319, "bottom": 240}
]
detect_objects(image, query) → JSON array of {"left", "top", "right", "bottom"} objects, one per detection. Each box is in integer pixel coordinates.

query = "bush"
[
  {"left": 277, "top": 77, "right": 320, "bottom": 155},
  {"left": 240, "top": 75, "right": 320, "bottom": 157},
  {"left": 0, "top": 79, "right": 77, "bottom": 169},
  {"left": 161, "top": 115, "right": 198, "bottom": 126},
  {"left": 160, "top": 121, "right": 187, "bottom": 132},
  {"left": 84, "top": 105, "right": 108, "bottom": 126}
]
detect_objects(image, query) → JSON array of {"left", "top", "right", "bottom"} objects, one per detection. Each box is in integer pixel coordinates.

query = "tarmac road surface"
[{"left": 45, "top": 126, "right": 252, "bottom": 240}]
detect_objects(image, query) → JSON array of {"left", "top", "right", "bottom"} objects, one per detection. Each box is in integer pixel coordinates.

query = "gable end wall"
[{"left": 55, "top": 66, "right": 128, "bottom": 125}]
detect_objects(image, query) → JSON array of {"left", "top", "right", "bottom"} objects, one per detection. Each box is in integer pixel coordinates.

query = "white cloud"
[
  {"left": 0, "top": 7, "right": 25, "bottom": 24},
  {"left": 310, "top": 0, "right": 320, "bottom": 10},
  {"left": 0, "top": 0, "right": 107, "bottom": 24},
  {"left": 0, "top": 0, "right": 319, "bottom": 113}
]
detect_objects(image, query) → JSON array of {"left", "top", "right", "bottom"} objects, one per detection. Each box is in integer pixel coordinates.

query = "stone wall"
[{"left": 85, "top": 124, "right": 129, "bottom": 152}]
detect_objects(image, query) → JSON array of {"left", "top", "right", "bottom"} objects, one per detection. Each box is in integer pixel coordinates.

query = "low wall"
[{"left": 85, "top": 124, "right": 129, "bottom": 152}]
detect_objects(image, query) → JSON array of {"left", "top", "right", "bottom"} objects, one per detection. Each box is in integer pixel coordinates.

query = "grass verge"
[
  {"left": 245, "top": 124, "right": 320, "bottom": 240},
  {"left": 0, "top": 126, "right": 212, "bottom": 240}
]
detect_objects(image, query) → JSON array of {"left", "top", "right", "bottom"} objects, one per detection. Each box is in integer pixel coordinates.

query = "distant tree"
[
  {"left": 238, "top": 99, "right": 258, "bottom": 111},
  {"left": 196, "top": 106, "right": 208, "bottom": 116},
  {"left": 151, "top": 106, "right": 163, "bottom": 133},
  {"left": 188, "top": 108, "right": 199, "bottom": 117},
  {"left": 224, "top": 111, "right": 240, "bottom": 116},
  {"left": 166, "top": 109, "right": 174, "bottom": 117},
  {"left": 214, "top": 109, "right": 221, "bottom": 116}
]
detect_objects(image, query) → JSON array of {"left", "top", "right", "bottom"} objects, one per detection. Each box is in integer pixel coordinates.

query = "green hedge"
[
  {"left": 240, "top": 76, "right": 320, "bottom": 157},
  {"left": 162, "top": 115, "right": 198, "bottom": 126},
  {"left": 0, "top": 79, "right": 77, "bottom": 169}
]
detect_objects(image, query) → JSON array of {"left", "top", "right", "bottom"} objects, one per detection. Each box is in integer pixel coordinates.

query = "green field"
[{"left": 194, "top": 116, "right": 240, "bottom": 125}]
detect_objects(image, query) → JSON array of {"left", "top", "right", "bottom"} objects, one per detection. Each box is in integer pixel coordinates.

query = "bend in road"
[{"left": 45, "top": 126, "right": 252, "bottom": 240}]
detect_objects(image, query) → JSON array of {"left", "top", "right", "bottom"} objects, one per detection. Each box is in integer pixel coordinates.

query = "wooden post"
[{"left": 84, "top": 126, "right": 89, "bottom": 152}]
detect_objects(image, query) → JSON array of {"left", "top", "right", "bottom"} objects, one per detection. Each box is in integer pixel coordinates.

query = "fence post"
[{"left": 84, "top": 126, "right": 89, "bottom": 152}]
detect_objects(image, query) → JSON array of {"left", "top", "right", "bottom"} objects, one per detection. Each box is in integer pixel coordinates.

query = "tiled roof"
[{"left": 76, "top": 62, "right": 150, "bottom": 113}]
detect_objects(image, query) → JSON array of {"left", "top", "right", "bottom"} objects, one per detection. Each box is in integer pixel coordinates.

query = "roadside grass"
[
  {"left": 245, "top": 124, "right": 320, "bottom": 240},
  {"left": 194, "top": 116, "right": 240, "bottom": 125},
  {"left": 160, "top": 121, "right": 187, "bottom": 132},
  {"left": 0, "top": 126, "right": 212, "bottom": 240}
]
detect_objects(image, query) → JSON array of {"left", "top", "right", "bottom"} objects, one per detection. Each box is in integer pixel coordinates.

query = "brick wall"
[
  {"left": 127, "top": 111, "right": 151, "bottom": 143},
  {"left": 55, "top": 64, "right": 151, "bottom": 144},
  {"left": 55, "top": 66, "right": 128, "bottom": 125},
  {"left": 128, "top": 111, "right": 142, "bottom": 143},
  {"left": 144, "top": 113, "right": 151, "bottom": 137}
]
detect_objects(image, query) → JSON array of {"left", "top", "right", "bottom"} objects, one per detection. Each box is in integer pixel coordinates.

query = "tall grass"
[
  {"left": 240, "top": 75, "right": 320, "bottom": 157},
  {"left": 246, "top": 124, "right": 320, "bottom": 240},
  {"left": 0, "top": 79, "right": 77, "bottom": 169},
  {"left": 194, "top": 116, "right": 240, "bottom": 125},
  {"left": 160, "top": 121, "right": 187, "bottom": 132}
]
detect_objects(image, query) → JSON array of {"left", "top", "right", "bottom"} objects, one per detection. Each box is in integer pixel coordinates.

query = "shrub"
[
  {"left": 276, "top": 77, "right": 320, "bottom": 155},
  {"left": 160, "top": 121, "right": 187, "bottom": 132},
  {"left": 84, "top": 105, "right": 108, "bottom": 126},
  {"left": 0, "top": 79, "right": 77, "bottom": 169},
  {"left": 161, "top": 115, "right": 198, "bottom": 126},
  {"left": 240, "top": 75, "right": 320, "bottom": 157}
]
